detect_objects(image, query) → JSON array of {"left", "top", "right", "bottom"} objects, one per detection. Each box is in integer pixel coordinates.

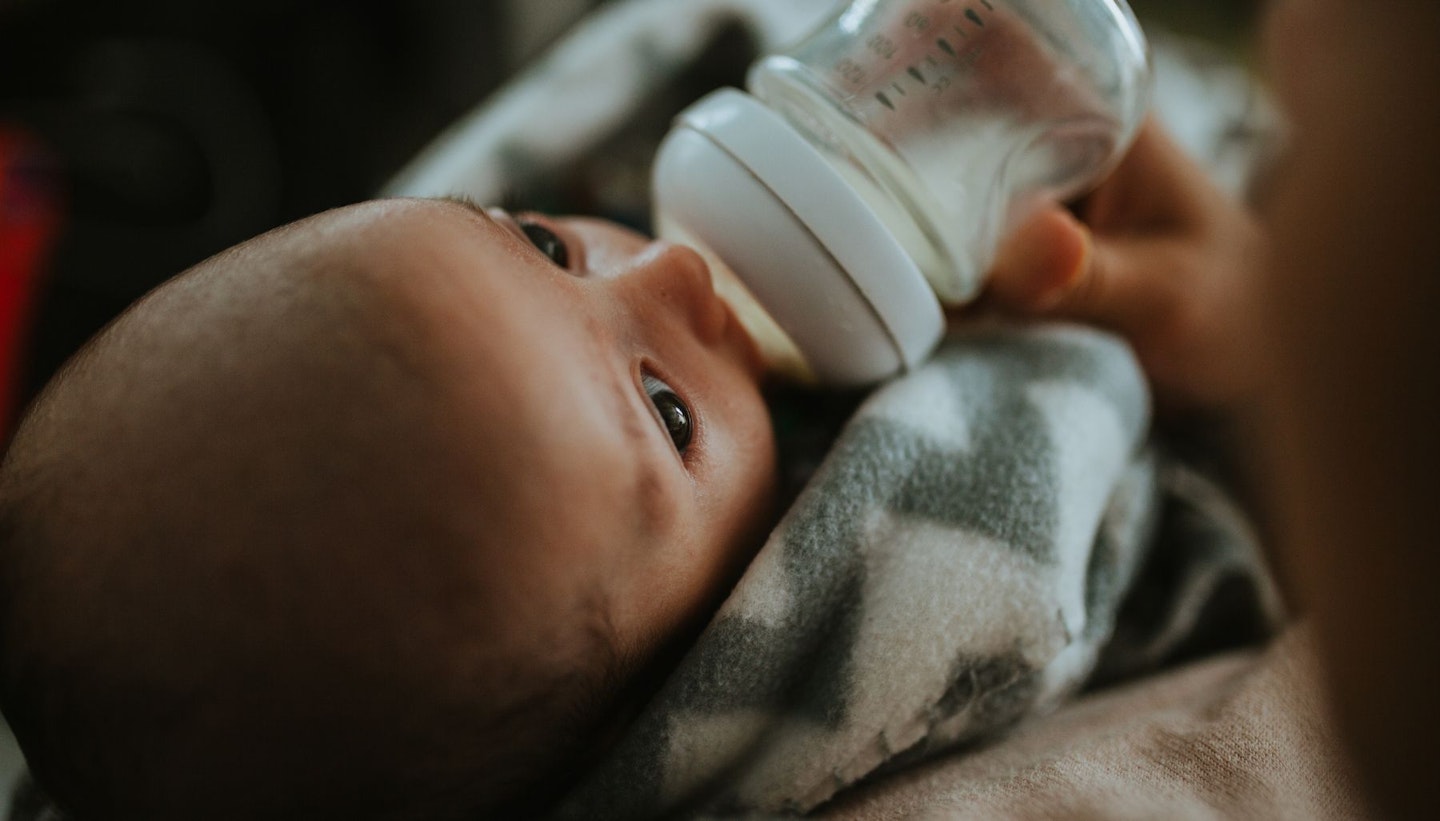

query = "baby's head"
[{"left": 0, "top": 199, "right": 777, "bottom": 819}]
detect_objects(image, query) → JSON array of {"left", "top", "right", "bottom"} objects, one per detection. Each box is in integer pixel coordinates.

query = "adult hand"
[{"left": 981, "top": 119, "right": 1267, "bottom": 414}]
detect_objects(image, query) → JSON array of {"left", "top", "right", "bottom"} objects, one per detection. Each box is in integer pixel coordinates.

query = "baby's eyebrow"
[
  {"left": 429, "top": 195, "right": 506, "bottom": 236},
  {"left": 434, "top": 194, "right": 489, "bottom": 216}
]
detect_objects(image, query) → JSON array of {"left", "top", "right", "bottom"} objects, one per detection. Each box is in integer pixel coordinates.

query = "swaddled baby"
[
  {"left": 0, "top": 198, "right": 782, "bottom": 819},
  {"left": 0, "top": 116, "right": 1255, "bottom": 819}
]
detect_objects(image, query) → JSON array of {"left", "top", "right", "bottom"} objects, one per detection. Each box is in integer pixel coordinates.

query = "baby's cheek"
[
  {"left": 701, "top": 383, "right": 775, "bottom": 505},
  {"left": 708, "top": 392, "right": 779, "bottom": 568}
]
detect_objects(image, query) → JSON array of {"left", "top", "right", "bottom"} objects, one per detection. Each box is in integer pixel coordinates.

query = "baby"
[
  {"left": 0, "top": 197, "right": 780, "bottom": 819},
  {"left": 0, "top": 119, "right": 1258, "bottom": 819}
]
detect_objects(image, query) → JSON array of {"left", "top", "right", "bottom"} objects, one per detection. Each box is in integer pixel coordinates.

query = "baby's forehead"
[
  {"left": 278, "top": 199, "right": 536, "bottom": 334},
  {"left": 191, "top": 199, "right": 667, "bottom": 536},
  {"left": 177, "top": 201, "right": 498, "bottom": 364}
]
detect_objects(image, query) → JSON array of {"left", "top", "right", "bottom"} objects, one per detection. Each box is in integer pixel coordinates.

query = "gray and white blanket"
[{"left": 550, "top": 324, "right": 1279, "bottom": 819}]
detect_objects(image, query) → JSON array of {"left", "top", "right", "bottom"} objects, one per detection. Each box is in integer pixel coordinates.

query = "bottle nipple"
[
  {"left": 651, "top": 89, "right": 945, "bottom": 386},
  {"left": 656, "top": 213, "right": 816, "bottom": 384}
]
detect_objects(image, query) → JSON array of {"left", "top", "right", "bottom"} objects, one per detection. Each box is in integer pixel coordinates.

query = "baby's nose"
[{"left": 625, "top": 241, "right": 728, "bottom": 343}]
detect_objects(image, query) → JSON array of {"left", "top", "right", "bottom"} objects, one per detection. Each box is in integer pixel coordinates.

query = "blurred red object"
[{"left": 0, "top": 126, "right": 62, "bottom": 446}]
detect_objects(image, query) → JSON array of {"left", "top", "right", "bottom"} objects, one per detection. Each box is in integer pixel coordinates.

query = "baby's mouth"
[
  {"left": 718, "top": 298, "right": 769, "bottom": 380},
  {"left": 696, "top": 250, "right": 812, "bottom": 384}
]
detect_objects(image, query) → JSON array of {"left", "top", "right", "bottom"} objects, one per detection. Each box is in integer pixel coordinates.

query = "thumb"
[
  {"left": 985, "top": 206, "right": 1092, "bottom": 312},
  {"left": 989, "top": 206, "right": 1188, "bottom": 338}
]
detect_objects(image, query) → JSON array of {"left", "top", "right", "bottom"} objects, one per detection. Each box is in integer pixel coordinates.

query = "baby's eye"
[
  {"left": 517, "top": 219, "right": 569, "bottom": 268},
  {"left": 641, "top": 374, "right": 693, "bottom": 453}
]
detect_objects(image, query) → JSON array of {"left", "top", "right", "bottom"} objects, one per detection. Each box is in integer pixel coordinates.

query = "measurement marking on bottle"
[
  {"left": 937, "top": 37, "right": 957, "bottom": 56},
  {"left": 892, "top": 82, "right": 907, "bottom": 95},
  {"left": 876, "top": 91, "right": 895, "bottom": 110},
  {"left": 981, "top": 0, "right": 994, "bottom": 9},
  {"left": 908, "top": 66, "right": 926, "bottom": 83},
  {"left": 966, "top": 8, "right": 985, "bottom": 27},
  {"left": 952, "top": 24, "right": 968, "bottom": 37},
  {"left": 836, "top": 57, "right": 866, "bottom": 85},
  {"left": 925, "top": 55, "right": 939, "bottom": 67}
]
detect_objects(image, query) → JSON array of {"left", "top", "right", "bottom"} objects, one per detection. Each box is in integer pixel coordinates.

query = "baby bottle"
[{"left": 652, "top": 0, "right": 1151, "bottom": 385}]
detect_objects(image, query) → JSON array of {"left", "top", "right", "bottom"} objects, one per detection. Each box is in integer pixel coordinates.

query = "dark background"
[
  {"left": 0, "top": 0, "right": 1259, "bottom": 414},
  {"left": 0, "top": 0, "right": 609, "bottom": 408}
]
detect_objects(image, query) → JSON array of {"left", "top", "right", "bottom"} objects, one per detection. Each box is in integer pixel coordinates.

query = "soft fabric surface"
[
  {"left": 384, "top": 0, "right": 831, "bottom": 205},
  {"left": 820, "top": 626, "right": 1370, "bottom": 821},
  {"left": 551, "top": 325, "right": 1279, "bottom": 819}
]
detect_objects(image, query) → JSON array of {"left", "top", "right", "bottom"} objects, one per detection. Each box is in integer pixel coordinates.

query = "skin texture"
[
  {"left": 0, "top": 198, "right": 776, "bottom": 818},
  {"left": 1254, "top": 2, "right": 1440, "bottom": 817},
  {"left": 988, "top": 1, "right": 1440, "bottom": 816}
]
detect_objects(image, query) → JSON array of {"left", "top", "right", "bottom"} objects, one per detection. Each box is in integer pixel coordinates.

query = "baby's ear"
[{"left": 984, "top": 205, "right": 1092, "bottom": 312}]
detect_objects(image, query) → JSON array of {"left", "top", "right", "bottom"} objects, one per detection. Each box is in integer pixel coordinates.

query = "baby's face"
[
  {"left": 0, "top": 197, "right": 778, "bottom": 813},
  {"left": 326, "top": 197, "right": 778, "bottom": 673}
]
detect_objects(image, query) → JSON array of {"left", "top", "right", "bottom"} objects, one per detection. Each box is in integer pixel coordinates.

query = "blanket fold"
[{"left": 552, "top": 326, "right": 1278, "bottom": 819}]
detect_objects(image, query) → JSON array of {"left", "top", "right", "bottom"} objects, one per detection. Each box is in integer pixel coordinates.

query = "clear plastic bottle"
[{"left": 652, "top": 0, "right": 1150, "bottom": 385}]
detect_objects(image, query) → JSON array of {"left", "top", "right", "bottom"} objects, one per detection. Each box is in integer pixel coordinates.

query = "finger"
[
  {"left": 985, "top": 205, "right": 1092, "bottom": 311},
  {"left": 1044, "top": 232, "right": 1196, "bottom": 338}
]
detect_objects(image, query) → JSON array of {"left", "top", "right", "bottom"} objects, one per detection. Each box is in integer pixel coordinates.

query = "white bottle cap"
[{"left": 652, "top": 88, "right": 944, "bottom": 386}]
